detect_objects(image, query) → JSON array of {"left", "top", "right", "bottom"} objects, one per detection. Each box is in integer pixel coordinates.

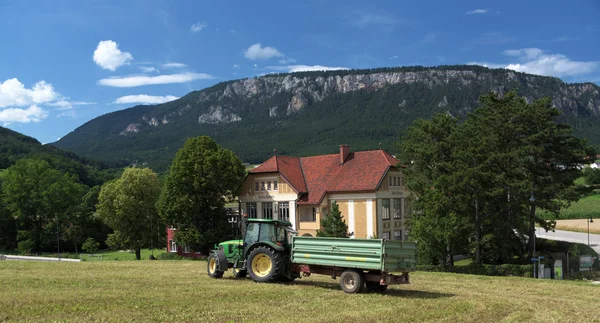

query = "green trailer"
[{"left": 207, "top": 218, "right": 417, "bottom": 293}]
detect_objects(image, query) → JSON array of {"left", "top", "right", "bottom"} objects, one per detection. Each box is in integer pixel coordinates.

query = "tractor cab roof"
[{"left": 246, "top": 218, "right": 293, "bottom": 227}]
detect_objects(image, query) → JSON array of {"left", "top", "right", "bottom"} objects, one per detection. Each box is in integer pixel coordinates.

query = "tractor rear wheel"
[
  {"left": 207, "top": 253, "right": 223, "bottom": 279},
  {"left": 247, "top": 246, "right": 283, "bottom": 283},
  {"left": 340, "top": 269, "right": 365, "bottom": 293}
]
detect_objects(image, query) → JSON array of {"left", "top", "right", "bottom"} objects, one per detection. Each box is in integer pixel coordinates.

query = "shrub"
[
  {"left": 17, "top": 240, "right": 34, "bottom": 255},
  {"left": 82, "top": 238, "right": 100, "bottom": 253}
]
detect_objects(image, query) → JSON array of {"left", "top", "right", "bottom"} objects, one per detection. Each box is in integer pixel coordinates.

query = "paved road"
[{"left": 535, "top": 228, "right": 600, "bottom": 254}]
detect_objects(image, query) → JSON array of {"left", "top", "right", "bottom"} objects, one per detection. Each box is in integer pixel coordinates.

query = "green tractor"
[{"left": 207, "top": 218, "right": 299, "bottom": 282}]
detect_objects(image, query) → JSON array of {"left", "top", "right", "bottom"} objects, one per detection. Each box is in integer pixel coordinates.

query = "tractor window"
[
  {"left": 259, "top": 223, "right": 277, "bottom": 242},
  {"left": 245, "top": 223, "right": 259, "bottom": 246}
]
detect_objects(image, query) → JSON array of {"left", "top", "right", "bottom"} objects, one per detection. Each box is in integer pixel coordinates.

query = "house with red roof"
[{"left": 238, "top": 145, "right": 411, "bottom": 239}]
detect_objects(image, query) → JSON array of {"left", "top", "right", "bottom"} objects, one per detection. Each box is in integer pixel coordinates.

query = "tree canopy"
[
  {"left": 400, "top": 92, "right": 594, "bottom": 266},
  {"left": 157, "top": 136, "right": 245, "bottom": 254},
  {"left": 97, "top": 167, "right": 161, "bottom": 260}
]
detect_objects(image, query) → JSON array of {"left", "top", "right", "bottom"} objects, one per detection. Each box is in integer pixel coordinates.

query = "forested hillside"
[
  {"left": 0, "top": 126, "right": 114, "bottom": 186},
  {"left": 53, "top": 65, "right": 600, "bottom": 172}
]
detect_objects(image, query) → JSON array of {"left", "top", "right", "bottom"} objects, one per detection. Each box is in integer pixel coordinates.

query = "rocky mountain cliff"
[{"left": 52, "top": 65, "right": 600, "bottom": 172}]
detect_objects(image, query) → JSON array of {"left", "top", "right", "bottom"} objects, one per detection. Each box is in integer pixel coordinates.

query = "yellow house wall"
[{"left": 354, "top": 200, "right": 367, "bottom": 239}]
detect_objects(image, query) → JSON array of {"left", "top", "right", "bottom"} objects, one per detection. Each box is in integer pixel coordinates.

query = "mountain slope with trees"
[{"left": 52, "top": 65, "right": 600, "bottom": 172}]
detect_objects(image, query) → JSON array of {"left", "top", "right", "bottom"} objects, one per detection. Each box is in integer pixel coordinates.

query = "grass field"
[
  {"left": 539, "top": 194, "right": 600, "bottom": 220},
  {"left": 1, "top": 261, "right": 599, "bottom": 322},
  {"left": 86, "top": 248, "right": 168, "bottom": 261}
]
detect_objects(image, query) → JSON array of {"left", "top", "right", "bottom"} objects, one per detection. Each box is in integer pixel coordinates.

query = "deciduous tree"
[
  {"left": 157, "top": 136, "right": 245, "bottom": 254},
  {"left": 97, "top": 168, "right": 161, "bottom": 260}
]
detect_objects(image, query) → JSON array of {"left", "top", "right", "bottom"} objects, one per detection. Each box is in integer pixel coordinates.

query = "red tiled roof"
[
  {"left": 299, "top": 150, "right": 399, "bottom": 205},
  {"left": 250, "top": 149, "right": 400, "bottom": 205},
  {"left": 250, "top": 156, "right": 307, "bottom": 193}
]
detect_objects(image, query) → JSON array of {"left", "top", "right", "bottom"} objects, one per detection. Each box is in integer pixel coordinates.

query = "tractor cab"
[
  {"left": 242, "top": 218, "right": 296, "bottom": 256},
  {"left": 208, "top": 217, "right": 298, "bottom": 281}
]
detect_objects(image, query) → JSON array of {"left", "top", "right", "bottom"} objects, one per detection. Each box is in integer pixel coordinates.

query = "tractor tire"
[
  {"left": 233, "top": 267, "right": 247, "bottom": 279},
  {"left": 366, "top": 282, "right": 388, "bottom": 293},
  {"left": 207, "top": 253, "right": 224, "bottom": 279},
  {"left": 247, "top": 246, "right": 284, "bottom": 283},
  {"left": 339, "top": 269, "right": 365, "bottom": 294}
]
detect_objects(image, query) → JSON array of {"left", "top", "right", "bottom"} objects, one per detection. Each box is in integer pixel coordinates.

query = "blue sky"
[{"left": 1, "top": 0, "right": 599, "bottom": 144}]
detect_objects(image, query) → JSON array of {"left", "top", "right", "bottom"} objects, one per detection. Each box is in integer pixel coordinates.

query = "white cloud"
[
  {"left": 468, "top": 48, "right": 598, "bottom": 78},
  {"left": 390, "top": 55, "right": 399, "bottom": 59},
  {"left": 0, "top": 105, "right": 48, "bottom": 123},
  {"left": 278, "top": 58, "right": 297, "bottom": 64},
  {"left": 0, "top": 78, "right": 59, "bottom": 108},
  {"left": 466, "top": 9, "right": 488, "bottom": 15},
  {"left": 233, "top": 64, "right": 240, "bottom": 68},
  {"left": 244, "top": 43, "right": 284, "bottom": 60},
  {"left": 113, "top": 94, "right": 179, "bottom": 104},
  {"left": 161, "top": 62, "right": 187, "bottom": 68},
  {"left": 191, "top": 21, "right": 208, "bottom": 32},
  {"left": 470, "top": 48, "right": 599, "bottom": 77},
  {"left": 57, "top": 110, "right": 76, "bottom": 118},
  {"left": 93, "top": 40, "right": 133, "bottom": 71},
  {"left": 47, "top": 100, "right": 96, "bottom": 110},
  {"left": 355, "top": 13, "right": 399, "bottom": 27},
  {"left": 98, "top": 72, "right": 213, "bottom": 87},
  {"left": 229, "top": 29, "right": 236, "bottom": 34},
  {"left": 140, "top": 66, "right": 159, "bottom": 73},
  {"left": 266, "top": 65, "right": 349, "bottom": 73}
]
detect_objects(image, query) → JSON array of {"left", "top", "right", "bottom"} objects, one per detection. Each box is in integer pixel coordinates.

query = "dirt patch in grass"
[{"left": 1, "top": 261, "right": 599, "bottom": 322}]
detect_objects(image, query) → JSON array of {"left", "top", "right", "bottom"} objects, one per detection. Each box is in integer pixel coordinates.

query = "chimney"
[{"left": 340, "top": 144, "right": 350, "bottom": 164}]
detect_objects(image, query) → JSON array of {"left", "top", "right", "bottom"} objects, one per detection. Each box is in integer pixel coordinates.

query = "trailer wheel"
[
  {"left": 207, "top": 253, "right": 223, "bottom": 279},
  {"left": 340, "top": 269, "right": 365, "bottom": 293},
  {"left": 366, "top": 282, "right": 388, "bottom": 292},
  {"left": 247, "top": 246, "right": 283, "bottom": 283},
  {"left": 233, "top": 267, "right": 247, "bottom": 279}
]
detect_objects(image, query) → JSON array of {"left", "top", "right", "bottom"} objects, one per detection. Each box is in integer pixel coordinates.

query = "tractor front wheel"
[
  {"left": 207, "top": 253, "right": 223, "bottom": 279},
  {"left": 247, "top": 246, "right": 283, "bottom": 283}
]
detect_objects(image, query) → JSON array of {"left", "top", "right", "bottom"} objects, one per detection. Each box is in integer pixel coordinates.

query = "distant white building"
[{"left": 591, "top": 162, "right": 600, "bottom": 169}]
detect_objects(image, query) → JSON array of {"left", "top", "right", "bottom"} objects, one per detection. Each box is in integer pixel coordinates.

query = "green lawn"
[
  {"left": 539, "top": 194, "right": 600, "bottom": 220},
  {"left": 85, "top": 248, "right": 168, "bottom": 261},
  {"left": 1, "top": 261, "right": 598, "bottom": 322}
]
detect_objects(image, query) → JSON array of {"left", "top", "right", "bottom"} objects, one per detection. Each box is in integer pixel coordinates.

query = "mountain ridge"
[{"left": 52, "top": 65, "right": 600, "bottom": 172}]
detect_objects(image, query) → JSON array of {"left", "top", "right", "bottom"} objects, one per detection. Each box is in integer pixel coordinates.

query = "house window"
[
  {"left": 267, "top": 181, "right": 272, "bottom": 190},
  {"left": 263, "top": 202, "right": 273, "bottom": 219},
  {"left": 392, "top": 177, "right": 397, "bottom": 187},
  {"left": 400, "top": 176, "right": 404, "bottom": 187},
  {"left": 273, "top": 181, "right": 278, "bottom": 191},
  {"left": 382, "top": 232, "right": 391, "bottom": 240},
  {"left": 300, "top": 207, "right": 316, "bottom": 222},
  {"left": 382, "top": 199, "right": 390, "bottom": 220},
  {"left": 247, "top": 203, "right": 257, "bottom": 218},
  {"left": 169, "top": 239, "right": 177, "bottom": 253},
  {"left": 393, "top": 230, "right": 402, "bottom": 240},
  {"left": 278, "top": 202, "right": 290, "bottom": 221},
  {"left": 183, "top": 245, "right": 191, "bottom": 253},
  {"left": 261, "top": 182, "right": 266, "bottom": 191},
  {"left": 255, "top": 182, "right": 259, "bottom": 192},
  {"left": 388, "top": 177, "right": 392, "bottom": 187},
  {"left": 393, "top": 199, "right": 402, "bottom": 219}
]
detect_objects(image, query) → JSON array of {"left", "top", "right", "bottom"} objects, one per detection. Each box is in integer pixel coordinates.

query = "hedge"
[{"left": 417, "top": 263, "right": 533, "bottom": 277}]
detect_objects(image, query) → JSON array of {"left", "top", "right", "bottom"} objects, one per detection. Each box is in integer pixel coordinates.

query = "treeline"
[
  {"left": 400, "top": 91, "right": 594, "bottom": 267},
  {"left": 0, "top": 135, "right": 244, "bottom": 260}
]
